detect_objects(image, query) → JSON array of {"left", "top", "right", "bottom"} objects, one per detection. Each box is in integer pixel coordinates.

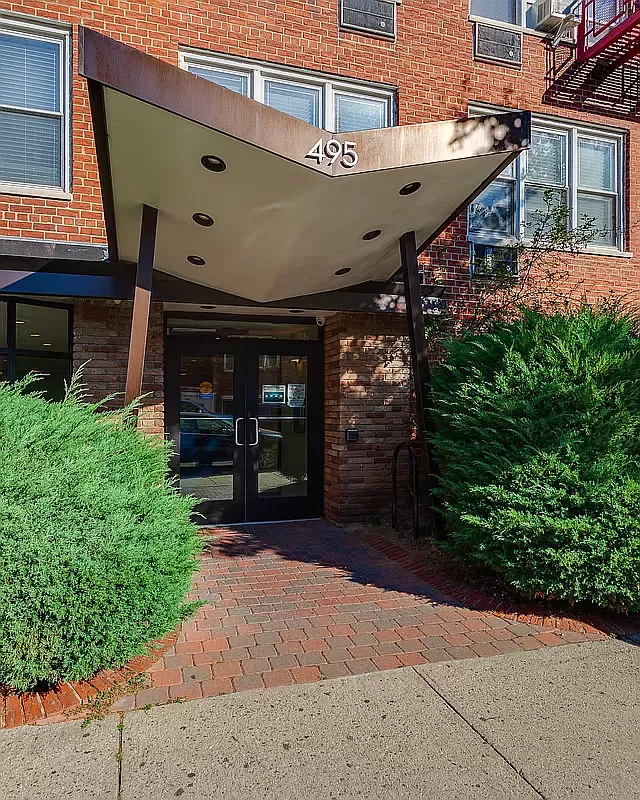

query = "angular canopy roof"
[{"left": 79, "top": 28, "right": 530, "bottom": 304}]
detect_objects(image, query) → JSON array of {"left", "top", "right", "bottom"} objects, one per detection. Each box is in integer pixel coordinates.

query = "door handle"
[
  {"left": 249, "top": 417, "right": 259, "bottom": 447},
  {"left": 234, "top": 417, "right": 244, "bottom": 446}
]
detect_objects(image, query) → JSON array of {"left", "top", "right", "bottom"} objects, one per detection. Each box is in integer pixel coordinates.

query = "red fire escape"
[
  {"left": 578, "top": 0, "right": 640, "bottom": 64},
  {"left": 545, "top": 0, "right": 640, "bottom": 120}
]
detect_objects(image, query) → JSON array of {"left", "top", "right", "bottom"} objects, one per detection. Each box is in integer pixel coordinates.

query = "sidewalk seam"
[
  {"left": 411, "top": 667, "right": 548, "bottom": 800},
  {"left": 116, "top": 712, "right": 124, "bottom": 800}
]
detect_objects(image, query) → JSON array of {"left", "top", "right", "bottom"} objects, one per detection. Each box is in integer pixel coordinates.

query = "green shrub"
[
  {"left": 430, "top": 305, "right": 640, "bottom": 612},
  {"left": 0, "top": 376, "right": 201, "bottom": 691}
]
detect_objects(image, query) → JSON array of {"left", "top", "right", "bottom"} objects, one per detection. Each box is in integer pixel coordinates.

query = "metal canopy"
[{"left": 79, "top": 28, "right": 531, "bottom": 305}]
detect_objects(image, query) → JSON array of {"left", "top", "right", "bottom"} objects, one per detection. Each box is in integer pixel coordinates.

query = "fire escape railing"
[{"left": 578, "top": 0, "right": 640, "bottom": 59}]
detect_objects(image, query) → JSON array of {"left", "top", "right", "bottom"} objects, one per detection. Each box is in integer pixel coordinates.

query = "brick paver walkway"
[{"left": 125, "top": 521, "right": 601, "bottom": 710}]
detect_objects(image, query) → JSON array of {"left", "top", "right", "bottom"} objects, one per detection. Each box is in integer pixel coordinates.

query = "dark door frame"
[{"left": 164, "top": 328, "right": 324, "bottom": 524}]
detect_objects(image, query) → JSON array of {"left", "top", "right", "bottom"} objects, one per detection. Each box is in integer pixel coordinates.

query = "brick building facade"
[{"left": 1, "top": 0, "right": 638, "bottom": 523}]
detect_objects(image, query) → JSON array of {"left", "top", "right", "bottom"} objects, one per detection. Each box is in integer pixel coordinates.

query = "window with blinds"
[
  {"left": 189, "top": 66, "right": 250, "bottom": 96},
  {"left": 577, "top": 138, "right": 617, "bottom": 246},
  {"left": 263, "top": 81, "right": 321, "bottom": 127},
  {"left": 334, "top": 93, "right": 389, "bottom": 133},
  {"left": 181, "top": 50, "right": 394, "bottom": 133},
  {"left": 468, "top": 107, "right": 624, "bottom": 254},
  {"left": 524, "top": 128, "right": 568, "bottom": 235},
  {"left": 0, "top": 19, "right": 69, "bottom": 193}
]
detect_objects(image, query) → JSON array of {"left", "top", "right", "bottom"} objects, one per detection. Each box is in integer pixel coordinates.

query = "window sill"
[
  {"left": 468, "top": 15, "right": 576, "bottom": 44},
  {"left": 0, "top": 183, "right": 72, "bottom": 201},
  {"left": 469, "top": 236, "right": 632, "bottom": 259},
  {"left": 582, "top": 246, "right": 633, "bottom": 259}
]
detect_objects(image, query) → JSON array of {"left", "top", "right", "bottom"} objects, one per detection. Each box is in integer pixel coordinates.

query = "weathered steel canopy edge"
[
  {"left": 78, "top": 27, "right": 530, "bottom": 178},
  {"left": 79, "top": 26, "right": 531, "bottom": 270}
]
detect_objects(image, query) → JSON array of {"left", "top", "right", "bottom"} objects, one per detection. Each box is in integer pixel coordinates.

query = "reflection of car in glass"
[
  {"left": 180, "top": 399, "right": 218, "bottom": 416},
  {"left": 179, "top": 410, "right": 281, "bottom": 470}
]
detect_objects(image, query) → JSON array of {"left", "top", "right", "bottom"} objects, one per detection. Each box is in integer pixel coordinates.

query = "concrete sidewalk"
[{"left": 2, "top": 639, "right": 639, "bottom": 799}]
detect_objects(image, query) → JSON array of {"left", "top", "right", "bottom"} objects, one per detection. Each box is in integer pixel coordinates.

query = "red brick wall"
[
  {"left": 324, "top": 312, "right": 412, "bottom": 522},
  {"left": 1, "top": 0, "right": 638, "bottom": 300},
  {"left": 72, "top": 300, "right": 164, "bottom": 435},
  {"left": 4, "top": 0, "right": 640, "bottom": 520}
]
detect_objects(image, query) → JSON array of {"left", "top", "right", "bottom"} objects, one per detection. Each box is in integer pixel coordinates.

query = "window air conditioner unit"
[
  {"left": 473, "top": 22, "right": 522, "bottom": 66},
  {"left": 535, "top": 0, "right": 573, "bottom": 33},
  {"left": 339, "top": 0, "right": 396, "bottom": 39}
]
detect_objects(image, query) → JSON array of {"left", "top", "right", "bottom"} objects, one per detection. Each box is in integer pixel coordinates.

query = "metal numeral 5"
[{"left": 305, "top": 138, "right": 359, "bottom": 168}]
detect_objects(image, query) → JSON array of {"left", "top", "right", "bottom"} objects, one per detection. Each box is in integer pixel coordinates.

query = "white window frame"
[
  {"left": 469, "top": 0, "right": 579, "bottom": 37},
  {"left": 0, "top": 14, "right": 71, "bottom": 198},
  {"left": 468, "top": 105, "right": 627, "bottom": 255},
  {"left": 179, "top": 49, "right": 395, "bottom": 133}
]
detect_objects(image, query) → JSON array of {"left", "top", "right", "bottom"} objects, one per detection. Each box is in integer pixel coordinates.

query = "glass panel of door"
[
  {"left": 174, "top": 340, "right": 320, "bottom": 524},
  {"left": 178, "top": 350, "right": 244, "bottom": 523},
  {"left": 254, "top": 354, "right": 308, "bottom": 500}
]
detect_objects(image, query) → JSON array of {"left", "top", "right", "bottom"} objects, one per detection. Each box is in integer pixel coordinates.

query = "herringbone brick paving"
[{"left": 124, "top": 520, "right": 602, "bottom": 709}]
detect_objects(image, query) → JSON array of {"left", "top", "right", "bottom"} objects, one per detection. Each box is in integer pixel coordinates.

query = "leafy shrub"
[
  {"left": 430, "top": 305, "right": 640, "bottom": 612},
  {"left": 0, "top": 376, "right": 201, "bottom": 691}
]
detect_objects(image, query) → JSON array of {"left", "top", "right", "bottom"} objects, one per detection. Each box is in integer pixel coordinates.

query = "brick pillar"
[
  {"left": 72, "top": 299, "right": 164, "bottom": 436},
  {"left": 324, "top": 312, "right": 413, "bottom": 523}
]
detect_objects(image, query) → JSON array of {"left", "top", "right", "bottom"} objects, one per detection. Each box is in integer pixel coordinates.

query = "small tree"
[{"left": 425, "top": 192, "right": 605, "bottom": 334}]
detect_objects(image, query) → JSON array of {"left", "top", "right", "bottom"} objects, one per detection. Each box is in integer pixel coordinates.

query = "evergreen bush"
[
  {"left": 0, "top": 376, "right": 201, "bottom": 691},
  {"left": 431, "top": 305, "right": 640, "bottom": 612}
]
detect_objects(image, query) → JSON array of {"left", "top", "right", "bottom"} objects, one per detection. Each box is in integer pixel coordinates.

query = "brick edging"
[
  {"left": 0, "top": 627, "right": 179, "bottom": 729},
  {"left": 355, "top": 529, "right": 640, "bottom": 638}
]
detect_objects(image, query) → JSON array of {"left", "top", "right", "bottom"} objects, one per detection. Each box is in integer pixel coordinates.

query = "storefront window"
[{"left": 0, "top": 299, "right": 71, "bottom": 400}]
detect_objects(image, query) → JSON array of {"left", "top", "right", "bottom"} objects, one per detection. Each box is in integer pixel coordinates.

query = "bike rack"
[{"left": 391, "top": 441, "right": 421, "bottom": 539}]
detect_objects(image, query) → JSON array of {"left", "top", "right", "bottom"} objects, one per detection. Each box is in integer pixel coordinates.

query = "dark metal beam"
[
  {"left": 87, "top": 79, "right": 119, "bottom": 262},
  {"left": 400, "top": 231, "right": 443, "bottom": 539},
  {"left": 125, "top": 205, "right": 157, "bottom": 406},
  {"left": 0, "top": 269, "right": 132, "bottom": 298},
  {"left": 0, "top": 260, "right": 446, "bottom": 314},
  {"left": 0, "top": 237, "right": 107, "bottom": 261},
  {"left": 152, "top": 275, "right": 445, "bottom": 312},
  {"left": 400, "top": 231, "right": 430, "bottom": 441}
]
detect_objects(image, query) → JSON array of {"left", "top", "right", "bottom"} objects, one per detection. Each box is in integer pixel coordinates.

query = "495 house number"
[{"left": 305, "top": 138, "right": 358, "bottom": 168}]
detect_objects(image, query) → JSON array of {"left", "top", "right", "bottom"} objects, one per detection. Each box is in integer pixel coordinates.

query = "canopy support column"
[
  {"left": 399, "top": 231, "right": 443, "bottom": 538},
  {"left": 400, "top": 231, "right": 430, "bottom": 441},
  {"left": 125, "top": 204, "right": 157, "bottom": 407}
]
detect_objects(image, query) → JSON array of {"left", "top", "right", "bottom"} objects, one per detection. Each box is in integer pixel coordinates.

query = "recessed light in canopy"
[
  {"left": 192, "top": 213, "right": 214, "bottom": 227},
  {"left": 399, "top": 182, "right": 422, "bottom": 196},
  {"left": 201, "top": 155, "right": 227, "bottom": 172}
]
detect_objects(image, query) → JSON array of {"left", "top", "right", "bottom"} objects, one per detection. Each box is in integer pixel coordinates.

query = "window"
[
  {"left": 471, "top": 0, "right": 517, "bottom": 24},
  {"left": 470, "top": 0, "right": 566, "bottom": 30},
  {"left": 0, "top": 299, "right": 71, "bottom": 400},
  {"left": 524, "top": 129, "right": 568, "bottom": 235},
  {"left": 468, "top": 109, "right": 625, "bottom": 253},
  {"left": 181, "top": 51, "right": 395, "bottom": 132},
  {"left": 0, "top": 16, "right": 70, "bottom": 195},
  {"left": 259, "top": 355, "right": 281, "bottom": 370},
  {"left": 469, "top": 160, "right": 516, "bottom": 237}
]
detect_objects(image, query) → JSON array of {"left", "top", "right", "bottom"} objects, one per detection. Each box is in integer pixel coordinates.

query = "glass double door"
[{"left": 167, "top": 337, "right": 322, "bottom": 524}]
